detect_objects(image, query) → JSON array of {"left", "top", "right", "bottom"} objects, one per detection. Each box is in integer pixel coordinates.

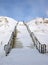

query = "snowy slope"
[
  {"left": 27, "top": 18, "right": 48, "bottom": 33},
  {"left": 27, "top": 18, "right": 48, "bottom": 51},
  {"left": 0, "top": 16, "right": 18, "bottom": 55}
]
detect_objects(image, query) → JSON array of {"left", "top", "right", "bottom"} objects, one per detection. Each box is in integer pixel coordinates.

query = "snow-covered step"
[{"left": 14, "top": 22, "right": 33, "bottom": 48}]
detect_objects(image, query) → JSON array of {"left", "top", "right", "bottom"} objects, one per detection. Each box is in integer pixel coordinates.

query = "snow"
[
  {"left": 0, "top": 16, "right": 17, "bottom": 55},
  {"left": 0, "top": 48, "right": 48, "bottom": 65},
  {"left": 15, "top": 22, "right": 33, "bottom": 48},
  {"left": 33, "top": 32, "right": 48, "bottom": 44},
  {"left": 0, "top": 17, "right": 48, "bottom": 65},
  {"left": 27, "top": 18, "right": 48, "bottom": 45}
]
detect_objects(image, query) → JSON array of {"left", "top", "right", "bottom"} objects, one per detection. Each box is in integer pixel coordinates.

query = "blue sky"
[{"left": 0, "top": 0, "right": 48, "bottom": 21}]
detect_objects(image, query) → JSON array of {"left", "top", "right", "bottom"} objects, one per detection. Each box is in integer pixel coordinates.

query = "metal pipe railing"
[
  {"left": 4, "top": 22, "right": 19, "bottom": 56},
  {"left": 23, "top": 22, "right": 46, "bottom": 54}
]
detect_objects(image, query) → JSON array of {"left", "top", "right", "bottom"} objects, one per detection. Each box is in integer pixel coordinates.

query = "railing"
[
  {"left": 4, "top": 22, "right": 19, "bottom": 56},
  {"left": 23, "top": 22, "right": 46, "bottom": 54},
  {"left": 31, "top": 32, "right": 46, "bottom": 53}
]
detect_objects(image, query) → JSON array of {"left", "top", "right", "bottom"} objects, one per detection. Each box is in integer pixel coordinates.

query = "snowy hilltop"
[
  {"left": 27, "top": 17, "right": 48, "bottom": 33},
  {"left": 27, "top": 17, "right": 48, "bottom": 53}
]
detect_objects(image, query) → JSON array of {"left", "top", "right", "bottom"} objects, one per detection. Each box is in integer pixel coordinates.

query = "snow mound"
[
  {"left": 27, "top": 18, "right": 48, "bottom": 52},
  {"left": 0, "top": 16, "right": 18, "bottom": 55}
]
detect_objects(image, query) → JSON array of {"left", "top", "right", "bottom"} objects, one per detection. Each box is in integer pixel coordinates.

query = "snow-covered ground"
[{"left": 0, "top": 48, "right": 48, "bottom": 65}]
